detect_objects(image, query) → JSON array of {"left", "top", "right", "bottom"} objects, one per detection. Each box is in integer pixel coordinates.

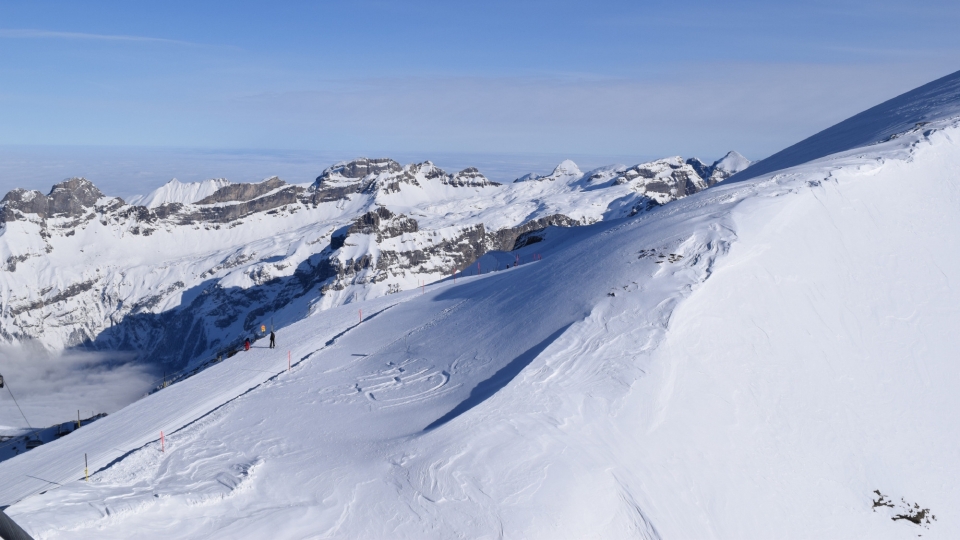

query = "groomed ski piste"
[{"left": 4, "top": 70, "right": 960, "bottom": 538}]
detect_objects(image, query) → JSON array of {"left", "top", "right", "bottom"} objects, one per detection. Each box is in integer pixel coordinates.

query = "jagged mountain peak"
[
  {"left": 48, "top": 177, "right": 103, "bottom": 198},
  {"left": 446, "top": 167, "right": 499, "bottom": 188},
  {"left": 513, "top": 159, "right": 582, "bottom": 183},
  {"left": 552, "top": 159, "right": 581, "bottom": 177},
  {"left": 317, "top": 157, "right": 403, "bottom": 184},
  {"left": 1, "top": 177, "right": 108, "bottom": 222},
  {"left": 712, "top": 151, "right": 751, "bottom": 174}
]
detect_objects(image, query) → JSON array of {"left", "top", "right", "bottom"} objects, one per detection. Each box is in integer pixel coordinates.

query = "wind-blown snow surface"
[{"left": 3, "top": 109, "right": 960, "bottom": 537}]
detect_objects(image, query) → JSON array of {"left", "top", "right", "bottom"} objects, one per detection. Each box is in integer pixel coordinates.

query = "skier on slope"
[
  {"left": 269, "top": 331, "right": 276, "bottom": 349},
  {"left": 244, "top": 338, "right": 251, "bottom": 351}
]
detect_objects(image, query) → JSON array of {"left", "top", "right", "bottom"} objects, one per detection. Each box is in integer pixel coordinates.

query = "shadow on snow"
[{"left": 424, "top": 323, "right": 571, "bottom": 431}]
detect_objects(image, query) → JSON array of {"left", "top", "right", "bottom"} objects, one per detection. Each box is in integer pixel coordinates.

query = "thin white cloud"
[{"left": 0, "top": 28, "right": 195, "bottom": 46}]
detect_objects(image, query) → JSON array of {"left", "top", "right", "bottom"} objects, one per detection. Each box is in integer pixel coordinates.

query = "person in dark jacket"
[
  {"left": 269, "top": 331, "right": 276, "bottom": 349},
  {"left": 244, "top": 338, "right": 251, "bottom": 351}
]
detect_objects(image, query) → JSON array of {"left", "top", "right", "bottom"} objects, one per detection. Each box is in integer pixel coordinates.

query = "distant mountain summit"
[
  {"left": 686, "top": 151, "right": 752, "bottom": 186},
  {"left": 513, "top": 160, "right": 582, "bottom": 183},
  {"left": 128, "top": 178, "right": 232, "bottom": 208},
  {"left": 0, "top": 152, "right": 744, "bottom": 370}
]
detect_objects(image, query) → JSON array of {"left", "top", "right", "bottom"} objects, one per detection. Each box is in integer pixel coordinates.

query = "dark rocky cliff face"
[
  {"left": 0, "top": 178, "right": 105, "bottom": 222},
  {"left": 346, "top": 207, "right": 419, "bottom": 239},
  {"left": 321, "top": 157, "right": 403, "bottom": 181},
  {"left": 445, "top": 167, "right": 501, "bottom": 187},
  {"left": 195, "top": 176, "right": 287, "bottom": 204},
  {"left": 188, "top": 186, "right": 303, "bottom": 224},
  {"left": 488, "top": 214, "right": 583, "bottom": 252}
]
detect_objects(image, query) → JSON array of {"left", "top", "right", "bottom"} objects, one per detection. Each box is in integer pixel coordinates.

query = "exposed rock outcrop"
[
  {"left": 0, "top": 178, "right": 106, "bottom": 222},
  {"left": 194, "top": 176, "right": 287, "bottom": 205}
]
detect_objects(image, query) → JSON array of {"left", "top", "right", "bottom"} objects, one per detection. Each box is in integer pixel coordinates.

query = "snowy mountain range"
[
  {"left": 0, "top": 152, "right": 749, "bottom": 371},
  {"left": 6, "top": 67, "right": 960, "bottom": 539}
]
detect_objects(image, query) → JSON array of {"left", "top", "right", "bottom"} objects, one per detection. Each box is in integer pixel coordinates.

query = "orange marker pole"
[{"left": 160, "top": 431, "right": 165, "bottom": 453}]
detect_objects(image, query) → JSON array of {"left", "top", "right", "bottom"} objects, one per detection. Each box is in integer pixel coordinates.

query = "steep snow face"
[
  {"left": 0, "top": 154, "right": 725, "bottom": 371},
  {"left": 732, "top": 67, "right": 960, "bottom": 181},
  {"left": 127, "top": 178, "right": 232, "bottom": 208},
  {"left": 712, "top": 150, "right": 751, "bottom": 176},
  {"left": 4, "top": 112, "right": 960, "bottom": 538}
]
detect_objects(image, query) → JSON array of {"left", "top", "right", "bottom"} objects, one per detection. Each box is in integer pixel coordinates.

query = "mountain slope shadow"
[
  {"left": 424, "top": 323, "right": 572, "bottom": 431},
  {"left": 71, "top": 246, "right": 341, "bottom": 373}
]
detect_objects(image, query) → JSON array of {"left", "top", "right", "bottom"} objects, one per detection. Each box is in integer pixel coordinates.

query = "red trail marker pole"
[{"left": 160, "top": 431, "right": 165, "bottom": 453}]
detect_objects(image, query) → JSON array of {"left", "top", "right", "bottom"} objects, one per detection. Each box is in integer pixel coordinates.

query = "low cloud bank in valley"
[{"left": 0, "top": 343, "right": 158, "bottom": 432}]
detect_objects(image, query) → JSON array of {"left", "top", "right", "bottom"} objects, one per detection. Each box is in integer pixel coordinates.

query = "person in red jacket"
[{"left": 244, "top": 338, "right": 251, "bottom": 351}]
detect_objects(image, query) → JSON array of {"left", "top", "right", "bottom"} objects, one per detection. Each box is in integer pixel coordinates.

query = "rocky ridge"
[{"left": 0, "top": 153, "right": 747, "bottom": 371}]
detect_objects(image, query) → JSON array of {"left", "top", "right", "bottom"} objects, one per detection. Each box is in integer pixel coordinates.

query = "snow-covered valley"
[{"left": 2, "top": 68, "right": 960, "bottom": 539}]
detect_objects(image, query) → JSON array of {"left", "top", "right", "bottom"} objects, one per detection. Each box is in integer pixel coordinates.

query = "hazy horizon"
[
  {"left": 2, "top": 1, "right": 959, "bottom": 176},
  {"left": 0, "top": 145, "right": 682, "bottom": 199}
]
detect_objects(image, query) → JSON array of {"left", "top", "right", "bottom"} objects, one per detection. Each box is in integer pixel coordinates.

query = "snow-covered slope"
[
  {"left": 3, "top": 71, "right": 960, "bottom": 538},
  {"left": 0, "top": 154, "right": 735, "bottom": 372},
  {"left": 731, "top": 68, "right": 960, "bottom": 181},
  {"left": 127, "top": 178, "right": 232, "bottom": 208}
]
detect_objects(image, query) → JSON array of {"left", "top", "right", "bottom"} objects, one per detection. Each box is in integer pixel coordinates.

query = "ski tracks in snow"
[{"left": 377, "top": 217, "right": 739, "bottom": 538}]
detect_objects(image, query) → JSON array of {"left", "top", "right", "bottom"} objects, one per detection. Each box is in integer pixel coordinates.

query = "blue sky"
[{"left": 1, "top": 0, "right": 959, "bottom": 180}]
